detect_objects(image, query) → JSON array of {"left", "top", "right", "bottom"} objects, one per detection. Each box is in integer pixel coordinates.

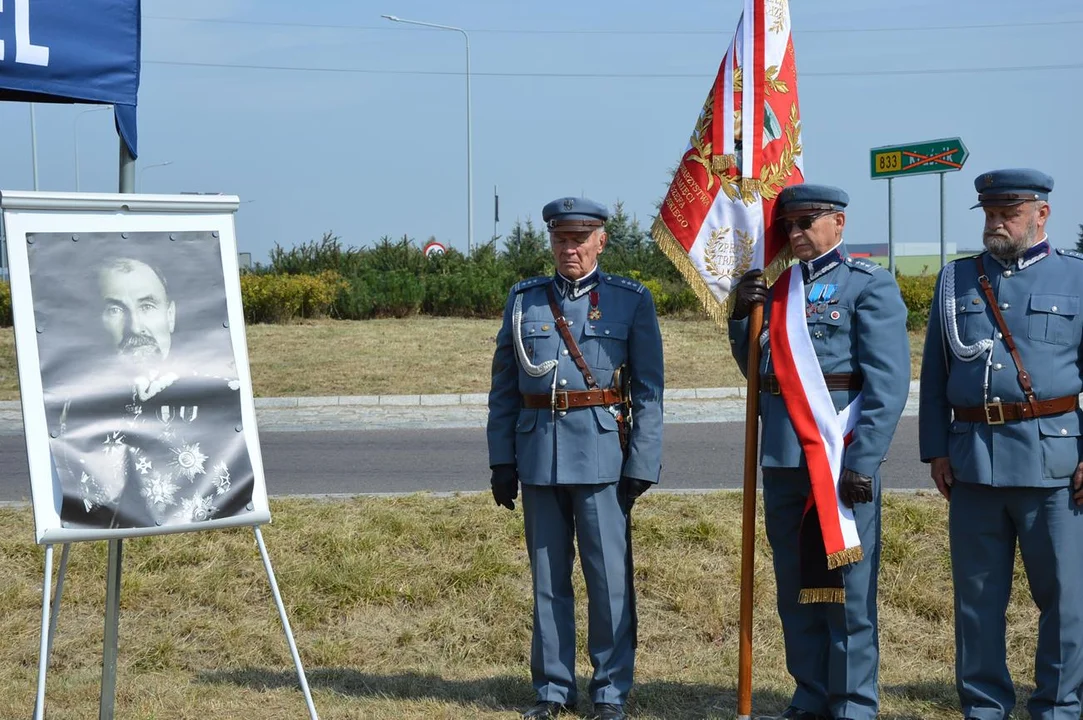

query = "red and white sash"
[{"left": 768, "top": 266, "right": 864, "bottom": 568}]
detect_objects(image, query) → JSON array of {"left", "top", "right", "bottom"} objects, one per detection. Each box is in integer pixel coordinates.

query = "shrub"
[
  {"left": 896, "top": 273, "right": 937, "bottom": 331},
  {"left": 0, "top": 281, "right": 11, "bottom": 327},
  {"left": 241, "top": 271, "right": 347, "bottom": 324}
]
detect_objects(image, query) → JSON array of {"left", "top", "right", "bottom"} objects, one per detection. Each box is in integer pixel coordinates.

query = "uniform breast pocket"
[
  {"left": 520, "top": 321, "right": 557, "bottom": 362},
  {"left": 954, "top": 291, "right": 988, "bottom": 342},
  {"left": 582, "top": 321, "right": 630, "bottom": 372},
  {"left": 808, "top": 306, "right": 850, "bottom": 351},
  {"left": 1028, "top": 294, "right": 1079, "bottom": 346}
]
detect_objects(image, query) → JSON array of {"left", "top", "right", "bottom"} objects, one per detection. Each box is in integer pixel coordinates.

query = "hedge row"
[{"left": 0, "top": 272, "right": 938, "bottom": 328}]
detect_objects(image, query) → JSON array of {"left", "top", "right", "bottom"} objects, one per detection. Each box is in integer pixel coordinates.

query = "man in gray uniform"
[
  {"left": 920, "top": 169, "right": 1083, "bottom": 720},
  {"left": 487, "top": 196, "right": 664, "bottom": 720},
  {"left": 730, "top": 184, "right": 911, "bottom": 720}
]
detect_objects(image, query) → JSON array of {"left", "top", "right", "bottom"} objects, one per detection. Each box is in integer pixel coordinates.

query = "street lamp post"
[
  {"left": 137, "top": 161, "right": 174, "bottom": 192},
  {"left": 74, "top": 106, "right": 111, "bottom": 191},
  {"left": 382, "top": 14, "right": 473, "bottom": 255}
]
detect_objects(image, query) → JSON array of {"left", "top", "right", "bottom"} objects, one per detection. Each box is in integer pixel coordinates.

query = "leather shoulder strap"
[
  {"left": 545, "top": 282, "right": 599, "bottom": 389},
  {"left": 974, "top": 255, "right": 1040, "bottom": 415}
]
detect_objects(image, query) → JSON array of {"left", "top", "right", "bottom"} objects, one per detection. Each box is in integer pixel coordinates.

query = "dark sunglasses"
[{"left": 781, "top": 211, "right": 834, "bottom": 232}]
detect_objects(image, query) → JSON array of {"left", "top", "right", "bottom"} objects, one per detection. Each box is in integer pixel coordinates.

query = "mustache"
[{"left": 119, "top": 333, "right": 160, "bottom": 353}]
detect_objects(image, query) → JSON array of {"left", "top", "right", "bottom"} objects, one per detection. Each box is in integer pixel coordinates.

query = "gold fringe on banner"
[
  {"left": 798, "top": 588, "right": 846, "bottom": 605},
  {"left": 651, "top": 212, "right": 795, "bottom": 331},
  {"left": 826, "top": 545, "right": 864, "bottom": 570},
  {"left": 652, "top": 218, "right": 730, "bottom": 328}
]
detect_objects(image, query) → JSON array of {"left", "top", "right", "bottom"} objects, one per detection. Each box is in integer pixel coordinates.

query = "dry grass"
[
  {"left": 0, "top": 320, "right": 927, "bottom": 401},
  {"left": 0, "top": 493, "right": 1042, "bottom": 719}
]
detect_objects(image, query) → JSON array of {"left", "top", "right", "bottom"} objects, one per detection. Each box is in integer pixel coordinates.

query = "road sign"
[{"left": 870, "top": 137, "right": 968, "bottom": 179}]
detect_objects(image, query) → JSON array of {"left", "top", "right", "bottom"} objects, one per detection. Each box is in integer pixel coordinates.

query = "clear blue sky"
[{"left": 1, "top": 0, "right": 1081, "bottom": 264}]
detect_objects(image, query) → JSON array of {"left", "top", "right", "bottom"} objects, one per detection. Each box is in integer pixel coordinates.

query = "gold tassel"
[
  {"left": 826, "top": 545, "right": 864, "bottom": 570},
  {"left": 799, "top": 588, "right": 846, "bottom": 604}
]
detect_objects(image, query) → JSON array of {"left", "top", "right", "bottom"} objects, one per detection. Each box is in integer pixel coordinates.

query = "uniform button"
[
  {"left": 996, "top": 332, "right": 1003, "bottom": 339},
  {"left": 559, "top": 378, "right": 568, "bottom": 387},
  {"left": 1003, "top": 270, "right": 1012, "bottom": 277},
  {"left": 558, "top": 411, "right": 567, "bottom": 417},
  {"left": 562, "top": 349, "right": 569, "bottom": 356},
  {"left": 1052, "top": 305, "right": 1059, "bottom": 312},
  {"left": 604, "top": 329, "right": 611, "bottom": 335},
  {"left": 567, "top": 320, "right": 574, "bottom": 327},
  {"left": 992, "top": 396, "right": 1001, "bottom": 402},
  {"left": 529, "top": 328, "right": 535, "bottom": 334},
  {"left": 993, "top": 363, "right": 1003, "bottom": 370},
  {"left": 1061, "top": 429, "right": 1069, "bottom": 436},
  {"left": 1000, "top": 302, "right": 1010, "bottom": 310}
]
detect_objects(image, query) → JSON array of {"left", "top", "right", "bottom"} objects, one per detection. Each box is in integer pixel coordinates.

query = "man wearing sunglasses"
[
  {"left": 729, "top": 184, "right": 911, "bottom": 720},
  {"left": 919, "top": 169, "right": 1083, "bottom": 720}
]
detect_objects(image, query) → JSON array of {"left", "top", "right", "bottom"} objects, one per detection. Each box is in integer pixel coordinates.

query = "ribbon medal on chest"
[
  {"left": 806, "top": 283, "right": 837, "bottom": 317},
  {"left": 588, "top": 290, "right": 602, "bottom": 320}
]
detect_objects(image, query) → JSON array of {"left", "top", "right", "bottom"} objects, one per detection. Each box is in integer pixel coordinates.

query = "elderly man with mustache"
[{"left": 920, "top": 169, "right": 1083, "bottom": 720}]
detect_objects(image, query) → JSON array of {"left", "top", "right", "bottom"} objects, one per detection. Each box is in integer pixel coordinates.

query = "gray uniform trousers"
[
  {"left": 522, "top": 482, "right": 634, "bottom": 707},
  {"left": 950, "top": 482, "right": 1083, "bottom": 720},
  {"left": 763, "top": 467, "right": 882, "bottom": 720}
]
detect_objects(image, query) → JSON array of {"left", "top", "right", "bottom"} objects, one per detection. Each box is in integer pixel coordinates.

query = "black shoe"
[
  {"left": 592, "top": 703, "right": 627, "bottom": 720},
  {"left": 523, "top": 700, "right": 573, "bottom": 719}
]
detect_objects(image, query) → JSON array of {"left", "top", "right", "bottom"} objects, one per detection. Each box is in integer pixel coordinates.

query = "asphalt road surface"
[{"left": 0, "top": 417, "right": 931, "bottom": 503}]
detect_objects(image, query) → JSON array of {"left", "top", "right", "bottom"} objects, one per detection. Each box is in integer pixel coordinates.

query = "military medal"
[{"left": 588, "top": 290, "right": 601, "bottom": 320}]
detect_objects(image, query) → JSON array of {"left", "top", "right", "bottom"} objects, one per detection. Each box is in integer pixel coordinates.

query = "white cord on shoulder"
[{"left": 941, "top": 262, "right": 993, "bottom": 362}]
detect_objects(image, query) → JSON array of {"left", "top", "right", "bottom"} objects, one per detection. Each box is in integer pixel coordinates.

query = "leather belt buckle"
[
  {"left": 984, "top": 401, "right": 1005, "bottom": 425},
  {"left": 770, "top": 379, "right": 781, "bottom": 395},
  {"left": 553, "top": 391, "right": 569, "bottom": 411}
]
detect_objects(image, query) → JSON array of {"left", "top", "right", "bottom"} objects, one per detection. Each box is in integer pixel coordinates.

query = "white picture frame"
[{"left": 1, "top": 191, "right": 270, "bottom": 544}]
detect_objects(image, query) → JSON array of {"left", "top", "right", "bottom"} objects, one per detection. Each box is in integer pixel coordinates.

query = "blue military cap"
[
  {"left": 971, "top": 168, "right": 1054, "bottom": 209},
  {"left": 542, "top": 196, "right": 609, "bottom": 231},
  {"left": 776, "top": 183, "right": 849, "bottom": 216}
]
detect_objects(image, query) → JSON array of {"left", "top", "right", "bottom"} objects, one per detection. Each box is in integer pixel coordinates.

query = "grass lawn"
[
  {"left": 0, "top": 493, "right": 1043, "bottom": 719},
  {"left": 0, "top": 319, "right": 928, "bottom": 401}
]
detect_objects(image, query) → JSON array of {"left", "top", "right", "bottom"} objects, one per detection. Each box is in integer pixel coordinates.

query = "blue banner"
[{"left": 0, "top": 0, "right": 141, "bottom": 157}]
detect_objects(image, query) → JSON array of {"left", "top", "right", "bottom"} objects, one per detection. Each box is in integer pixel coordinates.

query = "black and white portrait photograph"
[{"left": 3, "top": 210, "right": 270, "bottom": 542}]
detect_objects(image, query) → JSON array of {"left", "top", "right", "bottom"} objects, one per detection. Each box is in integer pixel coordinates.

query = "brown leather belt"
[
  {"left": 761, "top": 373, "right": 863, "bottom": 395},
  {"left": 522, "top": 388, "right": 623, "bottom": 411},
  {"left": 953, "top": 395, "right": 1079, "bottom": 425}
]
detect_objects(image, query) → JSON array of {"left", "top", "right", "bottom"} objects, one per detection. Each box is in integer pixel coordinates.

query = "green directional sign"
[{"left": 870, "top": 137, "right": 969, "bottom": 179}]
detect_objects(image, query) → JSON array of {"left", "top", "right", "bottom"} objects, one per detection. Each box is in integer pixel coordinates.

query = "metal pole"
[
  {"left": 100, "top": 140, "right": 136, "bottom": 720},
  {"left": 254, "top": 527, "right": 320, "bottom": 719},
  {"left": 887, "top": 177, "right": 895, "bottom": 276},
  {"left": 30, "top": 104, "right": 40, "bottom": 190},
  {"left": 464, "top": 29, "right": 473, "bottom": 255},
  {"left": 33, "top": 545, "right": 55, "bottom": 720},
  {"left": 381, "top": 16, "right": 473, "bottom": 256},
  {"left": 100, "top": 540, "right": 122, "bottom": 719},
  {"left": 75, "top": 106, "right": 110, "bottom": 192},
  {"left": 939, "top": 172, "right": 947, "bottom": 269},
  {"left": 47, "top": 543, "right": 72, "bottom": 659}
]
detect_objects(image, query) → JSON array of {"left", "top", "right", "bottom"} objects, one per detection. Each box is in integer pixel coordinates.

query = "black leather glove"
[
  {"left": 731, "top": 269, "right": 768, "bottom": 321},
  {"left": 618, "top": 476, "right": 653, "bottom": 512},
  {"left": 490, "top": 464, "right": 519, "bottom": 510},
  {"left": 838, "top": 469, "right": 873, "bottom": 508}
]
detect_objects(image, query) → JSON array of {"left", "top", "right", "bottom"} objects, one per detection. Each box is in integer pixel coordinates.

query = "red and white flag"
[{"left": 651, "top": 0, "right": 804, "bottom": 320}]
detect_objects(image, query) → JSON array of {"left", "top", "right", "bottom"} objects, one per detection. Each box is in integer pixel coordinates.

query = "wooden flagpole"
[{"left": 736, "top": 301, "right": 764, "bottom": 720}]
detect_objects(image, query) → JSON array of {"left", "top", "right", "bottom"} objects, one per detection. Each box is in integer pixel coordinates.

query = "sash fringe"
[
  {"left": 826, "top": 544, "right": 864, "bottom": 570},
  {"left": 799, "top": 587, "right": 846, "bottom": 604}
]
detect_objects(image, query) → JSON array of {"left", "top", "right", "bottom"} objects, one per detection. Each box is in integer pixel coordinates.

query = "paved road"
[{"left": 0, "top": 416, "right": 931, "bottom": 502}]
